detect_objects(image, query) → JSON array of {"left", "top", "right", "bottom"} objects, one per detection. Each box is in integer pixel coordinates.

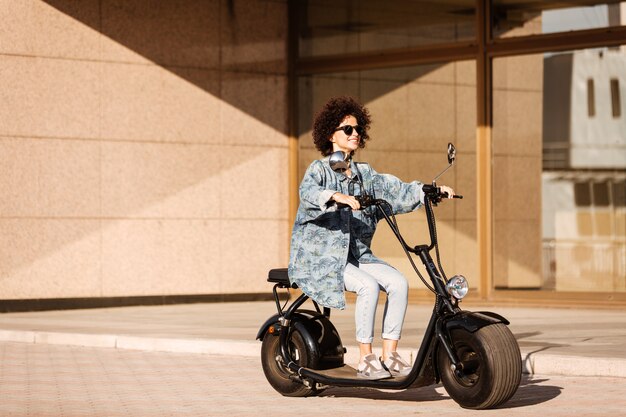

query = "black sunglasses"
[{"left": 334, "top": 124, "right": 364, "bottom": 136}]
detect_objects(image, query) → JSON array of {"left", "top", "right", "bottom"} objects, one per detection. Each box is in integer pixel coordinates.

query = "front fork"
[
  {"left": 435, "top": 312, "right": 464, "bottom": 377},
  {"left": 415, "top": 245, "right": 465, "bottom": 376}
]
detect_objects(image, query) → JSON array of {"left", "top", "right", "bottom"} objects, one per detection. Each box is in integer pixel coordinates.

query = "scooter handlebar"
[
  {"left": 422, "top": 184, "right": 463, "bottom": 200},
  {"left": 335, "top": 194, "right": 377, "bottom": 210},
  {"left": 335, "top": 187, "right": 462, "bottom": 210}
]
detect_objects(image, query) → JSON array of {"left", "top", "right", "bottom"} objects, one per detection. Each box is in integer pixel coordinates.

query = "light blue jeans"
[{"left": 343, "top": 260, "right": 409, "bottom": 344}]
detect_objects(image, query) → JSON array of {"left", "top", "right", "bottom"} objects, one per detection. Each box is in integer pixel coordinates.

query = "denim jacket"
[{"left": 288, "top": 156, "right": 425, "bottom": 309}]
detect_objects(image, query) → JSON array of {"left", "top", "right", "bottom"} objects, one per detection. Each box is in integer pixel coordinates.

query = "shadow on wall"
[{"left": 41, "top": 0, "right": 288, "bottom": 134}]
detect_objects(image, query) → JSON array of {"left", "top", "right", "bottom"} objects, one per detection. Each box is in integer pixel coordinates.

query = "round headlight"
[{"left": 446, "top": 275, "right": 469, "bottom": 299}]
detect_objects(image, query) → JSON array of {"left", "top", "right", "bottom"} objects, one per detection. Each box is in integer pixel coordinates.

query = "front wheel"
[
  {"left": 437, "top": 323, "right": 521, "bottom": 409},
  {"left": 261, "top": 328, "right": 322, "bottom": 397}
]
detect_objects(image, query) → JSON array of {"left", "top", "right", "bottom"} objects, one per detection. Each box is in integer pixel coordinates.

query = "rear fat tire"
[
  {"left": 261, "top": 329, "right": 322, "bottom": 397},
  {"left": 437, "top": 323, "right": 521, "bottom": 409}
]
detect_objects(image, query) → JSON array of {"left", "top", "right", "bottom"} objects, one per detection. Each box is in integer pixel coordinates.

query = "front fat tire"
[
  {"left": 261, "top": 329, "right": 321, "bottom": 397},
  {"left": 438, "top": 323, "right": 522, "bottom": 409}
]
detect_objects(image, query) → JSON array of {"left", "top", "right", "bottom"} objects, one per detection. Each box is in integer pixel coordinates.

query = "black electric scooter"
[{"left": 257, "top": 144, "right": 521, "bottom": 410}]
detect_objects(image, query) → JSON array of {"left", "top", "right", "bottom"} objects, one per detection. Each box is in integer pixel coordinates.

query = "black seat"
[{"left": 268, "top": 268, "right": 297, "bottom": 288}]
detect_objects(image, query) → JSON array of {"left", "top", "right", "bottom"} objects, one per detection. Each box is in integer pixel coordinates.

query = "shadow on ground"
[
  {"left": 501, "top": 376, "right": 562, "bottom": 408},
  {"left": 321, "top": 375, "right": 562, "bottom": 408}
]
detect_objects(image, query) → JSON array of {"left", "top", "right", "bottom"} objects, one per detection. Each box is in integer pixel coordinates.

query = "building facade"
[{"left": 1, "top": 0, "right": 625, "bottom": 311}]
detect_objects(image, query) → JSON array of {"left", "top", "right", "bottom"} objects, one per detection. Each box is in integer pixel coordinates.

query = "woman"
[{"left": 288, "top": 96, "right": 454, "bottom": 380}]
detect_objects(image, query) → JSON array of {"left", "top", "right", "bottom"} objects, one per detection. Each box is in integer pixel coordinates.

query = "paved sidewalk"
[
  {"left": 2, "top": 341, "right": 626, "bottom": 416},
  {"left": 0, "top": 300, "right": 625, "bottom": 378}
]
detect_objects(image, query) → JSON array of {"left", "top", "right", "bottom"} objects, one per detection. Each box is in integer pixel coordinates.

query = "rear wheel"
[
  {"left": 261, "top": 329, "right": 322, "bottom": 397},
  {"left": 437, "top": 323, "right": 521, "bottom": 409}
]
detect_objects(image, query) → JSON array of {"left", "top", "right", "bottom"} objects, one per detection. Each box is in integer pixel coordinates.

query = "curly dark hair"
[{"left": 312, "top": 96, "right": 371, "bottom": 156}]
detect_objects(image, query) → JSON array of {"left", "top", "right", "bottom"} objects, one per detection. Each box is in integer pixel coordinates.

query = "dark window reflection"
[
  {"left": 587, "top": 78, "right": 596, "bottom": 117},
  {"left": 611, "top": 79, "right": 621, "bottom": 118},
  {"left": 593, "top": 181, "right": 610, "bottom": 206},
  {"left": 613, "top": 181, "right": 626, "bottom": 207},
  {"left": 574, "top": 182, "right": 592, "bottom": 206}
]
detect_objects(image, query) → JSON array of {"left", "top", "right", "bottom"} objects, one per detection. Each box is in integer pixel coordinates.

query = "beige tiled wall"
[
  {"left": 492, "top": 54, "right": 544, "bottom": 289},
  {"left": 0, "top": 0, "right": 289, "bottom": 300}
]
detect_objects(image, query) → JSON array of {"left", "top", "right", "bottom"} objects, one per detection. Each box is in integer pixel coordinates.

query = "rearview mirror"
[
  {"left": 433, "top": 142, "right": 457, "bottom": 183},
  {"left": 447, "top": 143, "right": 456, "bottom": 165}
]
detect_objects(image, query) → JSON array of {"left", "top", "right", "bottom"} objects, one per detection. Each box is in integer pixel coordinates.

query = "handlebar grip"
[
  {"left": 356, "top": 194, "right": 376, "bottom": 208},
  {"left": 442, "top": 192, "right": 463, "bottom": 199},
  {"left": 335, "top": 194, "right": 376, "bottom": 210}
]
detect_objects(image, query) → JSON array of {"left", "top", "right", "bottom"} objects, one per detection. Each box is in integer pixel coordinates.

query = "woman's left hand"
[{"left": 440, "top": 185, "right": 455, "bottom": 199}]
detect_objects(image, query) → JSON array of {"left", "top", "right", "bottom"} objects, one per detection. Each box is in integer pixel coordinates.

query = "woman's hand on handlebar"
[
  {"left": 422, "top": 184, "right": 462, "bottom": 202},
  {"left": 332, "top": 192, "right": 361, "bottom": 210},
  {"left": 440, "top": 185, "right": 456, "bottom": 199}
]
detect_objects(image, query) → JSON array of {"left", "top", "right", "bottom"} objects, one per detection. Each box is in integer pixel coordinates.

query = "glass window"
[
  {"left": 575, "top": 182, "right": 593, "bottom": 206},
  {"left": 492, "top": 1, "right": 626, "bottom": 38},
  {"left": 298, "top": 61, "right": 479, "bottom": 293},
  {"left": 611, "top": 78, "right": 622, "bottom": 117},
  {"left": 614, "top": 181, "right": 626, "bottom": 206},
  {"left": 588, "top": 78, "right": 597, "bottom": 117},
  {"left": 493, "top": 46, "right": 626, "bottom": 293},
  {"left": 298, "top": 0, "right": 476, "bottom": 57},
  {"left": 593, "top": 181, "right": 611, "bottom": 206}
]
